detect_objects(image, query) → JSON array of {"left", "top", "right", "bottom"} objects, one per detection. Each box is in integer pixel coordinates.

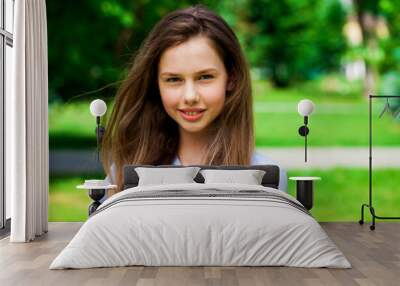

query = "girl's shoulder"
[
  {"left": 252, "top": 151, "right": 288, "bottom": 192},
  {"left": 251, "top": 151, "right": 276, "bottom": 165},
  {"left": 104, "top": 163, "right": 117, "bottom": 184},
  {"left": 171, "top": 155, "right": 181, "bottom": 165}
]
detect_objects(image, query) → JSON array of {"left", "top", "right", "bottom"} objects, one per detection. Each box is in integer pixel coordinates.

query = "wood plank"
[{"left": 0, "top": 222, "right": 399, "bottom": 286}]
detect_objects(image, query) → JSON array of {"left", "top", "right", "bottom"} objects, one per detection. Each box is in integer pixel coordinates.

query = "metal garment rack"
[{"left": 359, "top": 95, "right": 400, "bottom": 230}]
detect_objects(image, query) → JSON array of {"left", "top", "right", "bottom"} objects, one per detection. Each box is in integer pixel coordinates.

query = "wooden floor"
[{"left": 0, "top": 222, "right": 399, "bottom": 286}]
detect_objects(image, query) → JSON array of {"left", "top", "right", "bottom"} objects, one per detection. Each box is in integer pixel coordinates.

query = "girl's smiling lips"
[{"left": 178, "top": 108, "right": 207, "bottom": 122}]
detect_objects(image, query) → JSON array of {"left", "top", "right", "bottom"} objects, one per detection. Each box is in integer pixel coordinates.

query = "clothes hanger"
[
  {"left": 393, "top": 106, "right": 400, "bottom": 119},
  {"left": 378, "top": 97, "right": 400, "bottom": 119},
  {"left": 379, "top": 97, "right": 391, "bottom": 118}
]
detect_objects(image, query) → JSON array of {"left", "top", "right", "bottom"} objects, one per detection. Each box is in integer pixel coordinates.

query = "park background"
[{"left": 47, "top": 0, "right": 400, "bottom": 221}]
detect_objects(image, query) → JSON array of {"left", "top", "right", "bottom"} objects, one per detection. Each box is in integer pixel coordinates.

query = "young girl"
[{"left": 100, "top": 5, "right": 287, "bottom": 201}]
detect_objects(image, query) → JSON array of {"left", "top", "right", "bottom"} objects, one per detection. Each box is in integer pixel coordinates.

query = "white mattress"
[{"left": 49, "top": 183, "right": 351, "bottom": 269}]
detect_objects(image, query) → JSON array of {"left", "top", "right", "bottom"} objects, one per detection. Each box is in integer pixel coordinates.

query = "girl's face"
[{"left": 158, "top": 35, "right": 228, "bottom": 134}]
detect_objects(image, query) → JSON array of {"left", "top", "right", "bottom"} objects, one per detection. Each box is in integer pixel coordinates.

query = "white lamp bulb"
[
  {"left": 297, "top": 99, "right": 315, "bottom": 116},
  {"left": 90, "top": 99, "right": 107, "bottom": 117}
]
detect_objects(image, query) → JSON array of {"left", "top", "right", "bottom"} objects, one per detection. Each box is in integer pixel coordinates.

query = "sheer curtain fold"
[{"left": 8, "top": 0, "right": 49, "bottom": 242}]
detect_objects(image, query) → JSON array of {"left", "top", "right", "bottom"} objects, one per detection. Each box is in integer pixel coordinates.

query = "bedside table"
[
  {"left": 289, "top": 177, "right": 321, "bottom": 210},
  {"left": 77, "top": 183, "right": 117, "bottom": 215}
]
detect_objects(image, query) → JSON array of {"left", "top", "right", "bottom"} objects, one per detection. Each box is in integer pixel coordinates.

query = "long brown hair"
[{"left": 101, "top": 4, "right": 254, "bottom": 192}]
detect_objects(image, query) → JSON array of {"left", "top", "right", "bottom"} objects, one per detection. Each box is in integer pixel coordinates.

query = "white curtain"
[{"left": 7, "top": 0, "right": 49, "bottom": 242}]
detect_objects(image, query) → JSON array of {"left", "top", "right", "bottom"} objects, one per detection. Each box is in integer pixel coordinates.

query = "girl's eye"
[
  {"left": 166, "top": 77, "right": 181, "bottom": 83},
  {"left": 199, "top": 74, "right": 213, "bottom": 80}
]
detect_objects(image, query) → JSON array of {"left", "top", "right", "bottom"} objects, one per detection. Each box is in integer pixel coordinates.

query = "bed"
[{"left": 49, "top": 164, "right": 351, "bottom": 269}]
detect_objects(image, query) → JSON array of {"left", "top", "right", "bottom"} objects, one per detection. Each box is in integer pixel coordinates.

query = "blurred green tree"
[
  {"left": 378, "top": 0, "right": 400, "bottom": 79},
  {"left": 379, "top": 0, "right": 400, "bottom": 113},
  {"left": 345, "top": 0, "right": 400, "bottom": 97},
  {"left": 243, "top": 0, "right": 347, "bottom": 87},
  {"left": 47, "top": 0, "right": 216, "bottom": 103}
]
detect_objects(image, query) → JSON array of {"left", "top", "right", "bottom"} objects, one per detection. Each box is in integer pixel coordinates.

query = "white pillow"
[
  {"left": 200, "top": 169, "right": 266, "bottom": 185},
  {"left": 135, "top": 167, "right": 201, "bottom": 186}
]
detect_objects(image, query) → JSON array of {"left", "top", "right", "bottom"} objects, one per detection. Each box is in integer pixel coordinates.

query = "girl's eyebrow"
[{"left": 160, "top": 68, "right": 218, "bottom": 77}]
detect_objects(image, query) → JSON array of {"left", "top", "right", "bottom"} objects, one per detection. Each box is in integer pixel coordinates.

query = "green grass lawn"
[
  {"left": 49, "top": 175, "right": 94, "bottom": 221},
  {"left": 49, "top": 168, "right": 400, "bottom": 222},
  {"left": 49, "top": 77, "right": 400, "bottom": 149}
]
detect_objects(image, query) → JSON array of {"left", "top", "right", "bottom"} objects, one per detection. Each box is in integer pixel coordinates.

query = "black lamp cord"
[
  {"left": 304, "top": 116, "right": 308, "bottom": 162},
  {"left": 96, "top": 116, "right": 100, "bottom": 162}
]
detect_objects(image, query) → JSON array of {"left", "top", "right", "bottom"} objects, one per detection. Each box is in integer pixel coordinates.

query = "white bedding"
[{"left": 49, "top": 183, "right": 351, "bottom": 269}]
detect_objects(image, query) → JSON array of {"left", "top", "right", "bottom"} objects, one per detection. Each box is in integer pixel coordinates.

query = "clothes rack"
[{"left": 359, "top": 95, "right": 400, "bottom": 230}]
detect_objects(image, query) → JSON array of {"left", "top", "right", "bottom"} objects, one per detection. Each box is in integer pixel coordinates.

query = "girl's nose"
[{"left": 183, "top": 81, "right": 199, "bottom": 105}]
